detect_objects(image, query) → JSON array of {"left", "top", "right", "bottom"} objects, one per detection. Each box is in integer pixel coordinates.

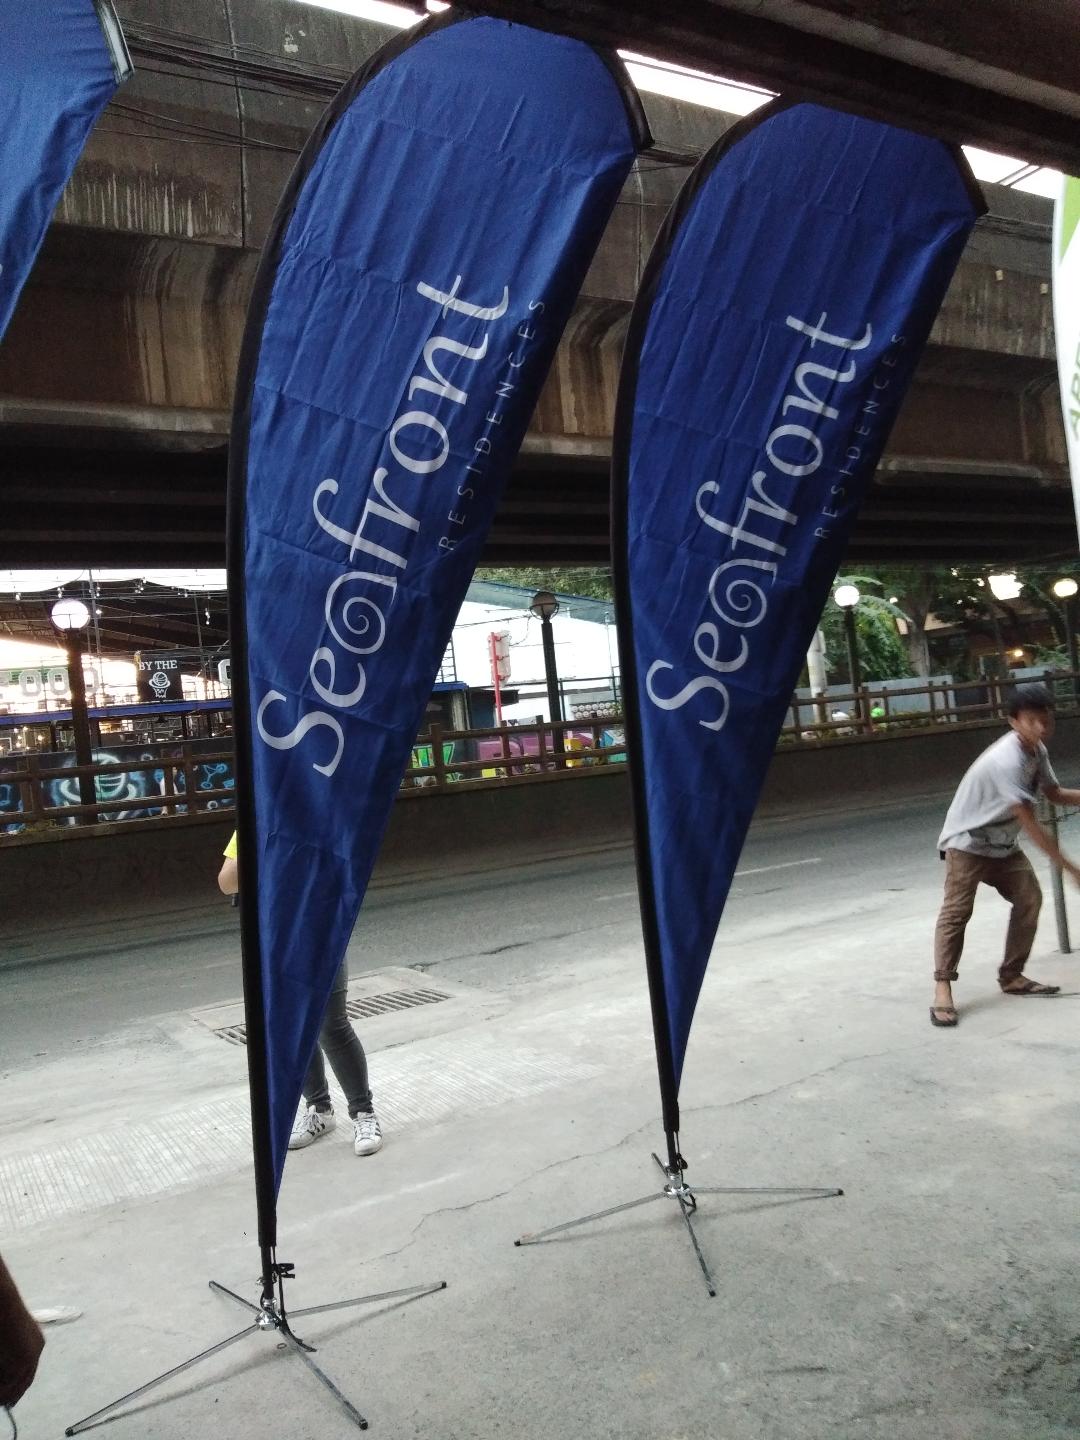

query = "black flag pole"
[
  {"left": 515, "top": 89, "right": 984, "bottom": 1292},
  {"left": 513, "top": 109, "right": 847, "bottom": 1298},
  {"left": 64, "top": 25, "right": 459, "bottom": 1439},
  {"left": 513, "top": 432, "right": 842, "bottom": 1298},
  {"left": 65, "top": 607, "right": 445, "bottom": 1433},
  {"left": 63, "top": 448, "right": 445, "bottom": 1431},
  {"left": 72, "top": 11, "right": 658, "bottom": 1425},
  {"left": 62, "top": 289, "right": 448, "bottom": 1440}
]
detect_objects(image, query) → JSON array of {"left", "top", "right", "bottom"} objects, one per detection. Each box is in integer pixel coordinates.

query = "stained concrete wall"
[
  {"left": 0, "top": 0, "right": 1058, "bottom": 430},
  {"left": 0, "top": 0, "right": 1069, "bottom": 575}
]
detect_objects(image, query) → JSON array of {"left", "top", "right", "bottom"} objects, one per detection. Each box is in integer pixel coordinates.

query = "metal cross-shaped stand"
[
  {"left": 66, "top": 1270, "right": 446, "bottom": 1434},
  {"left": 516, "top": 1152, "right": 842, "bottom": 1296}
]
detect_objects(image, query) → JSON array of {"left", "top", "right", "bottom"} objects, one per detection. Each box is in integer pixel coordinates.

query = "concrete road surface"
[
  {"left": 4, "top": 794, "right": 955, "bottom": 1065},
  {"left": 3, "top": 791, "right": 1080, "bottom": 1439}
]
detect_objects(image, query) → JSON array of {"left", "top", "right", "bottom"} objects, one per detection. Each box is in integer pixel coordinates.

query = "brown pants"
[{"left": 933, "top": 847, "right": 1042, "bottom": 985}]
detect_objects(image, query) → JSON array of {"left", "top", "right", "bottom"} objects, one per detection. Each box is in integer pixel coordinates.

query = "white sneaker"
[
  {"left": 288, "top": 1105, "right": 336, "bottom": 1150},
  {"left": 31, "top": 1306, "right": 82, "bottom": 1325},
  {"left": 352, "top": 1110, "right": 383, "bottom": 1156}
]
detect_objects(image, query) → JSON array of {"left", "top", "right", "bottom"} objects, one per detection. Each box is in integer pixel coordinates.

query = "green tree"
[
  {"left": 1012, "top": 562, "right": 1073, "bottom": 655},
  {"left": 820, "top": 579, "right": 911, "bottom": 684},
  {"left": 474, "top": 566, "right": 614, "bottom": 601},
  {"left": 866, "top": 566, "right": 990, "bottom": 677},
  {"left": 851, "top": 563, "right": 1076, "bottom": 680}
]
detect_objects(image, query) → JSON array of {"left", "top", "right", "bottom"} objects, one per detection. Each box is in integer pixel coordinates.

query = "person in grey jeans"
[
  {"left": 218, "top": 835, "right": 382, "bottom": 1157},
  {"left": 289, "top": 958, "right": 382, "bottom": 1156},
  {"left": 931, "top": 683, "right": 1080, "bottom": 1028}
]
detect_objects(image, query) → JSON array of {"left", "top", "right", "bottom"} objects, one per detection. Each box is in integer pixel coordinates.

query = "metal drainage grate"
[
  {"left": 346, "top": 987, "right": 449, "bottom": 1019},
  {"left": 214, "top": 988, "right": 451, "bottom": 1046}
]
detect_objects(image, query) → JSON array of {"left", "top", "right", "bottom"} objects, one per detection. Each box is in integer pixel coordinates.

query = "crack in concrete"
[
  {"left": 703, "top": 1046, "right": 916, "bottom": 1111},
  {"left": 415, "top": 917, "right": 629, "bottom": 970},
  {"left": 360, "top": 1114, "right": 679, "bottom": 1267},
  {"left": 683, "top": 1021, "right": 1038, "bottom": 1116},
  {"left": 349, "top": 1013, "right": 1058, "bottom": 1271},
  {"left": 364, "top": 1152, "right": 590, "bottom": 1265}
]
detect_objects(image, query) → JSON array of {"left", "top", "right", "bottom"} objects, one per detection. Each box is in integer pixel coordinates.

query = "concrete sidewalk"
[{"left": 3, "top": 855, "right": 1080, "bottom": 1438}]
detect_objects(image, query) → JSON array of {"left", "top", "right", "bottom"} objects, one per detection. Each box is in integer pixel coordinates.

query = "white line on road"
[
  {"left": 596, "top": 858, "right": 821, "bottom": 901},
  {"left": 735, "top": 858, "right": 822, "bottom": 878}
]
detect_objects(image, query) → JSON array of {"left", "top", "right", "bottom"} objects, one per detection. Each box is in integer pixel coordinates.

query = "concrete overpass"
[
  {"left": 0, "top": 0, "right": 1074, "bottom": 568},
  {"left": 467, "top": 0, "right": 1080, "bottom": 176}
]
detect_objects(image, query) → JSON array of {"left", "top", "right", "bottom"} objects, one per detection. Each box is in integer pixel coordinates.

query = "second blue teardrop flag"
[{"left": 613, "top": 102, "right": 983, "bottom": 1119}]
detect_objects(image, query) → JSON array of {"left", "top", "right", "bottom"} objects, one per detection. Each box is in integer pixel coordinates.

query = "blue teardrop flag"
[
  {"left": 0, "top": 0, "right": 130, "bottom": 340},
  {"left": 613, "top": 102, "right": 982, "bottom": 1122},
  {"left": 230, "top": 13, "right": 648, "bottom": 1199}
]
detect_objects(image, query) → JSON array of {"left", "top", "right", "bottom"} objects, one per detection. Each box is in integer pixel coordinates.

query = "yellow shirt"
[{"left": 223, "top": 831, "right": 238, "bottom": 860}]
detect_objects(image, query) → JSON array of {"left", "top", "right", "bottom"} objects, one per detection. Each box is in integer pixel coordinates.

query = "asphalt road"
[
  {"left": 0, "top": 793, "right": 978, "bottom": 1071},
  {"left": 9, "top": 791, "right": 1080, "bottom": 1440}
]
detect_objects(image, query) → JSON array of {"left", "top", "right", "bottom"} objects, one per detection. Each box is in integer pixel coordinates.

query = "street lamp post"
[
  {"left": 1053, "top": 576, "right": 1079, "bottom": 701},
  {"left": 51, "top": 598, "right": 97, "bottom": 824},
  {"left": 833, "top": 584, "right": 862, "bottom": 725},
  {"left": 529, "top": 589, "right": 565, "bottom": 758},
  {"left": 987, "top": 572, "right": 1024, "bottom": 683}
]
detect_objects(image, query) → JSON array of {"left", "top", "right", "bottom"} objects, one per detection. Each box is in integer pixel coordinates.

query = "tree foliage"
[
  {"left": 834, "top": 562, "right": 1079, "bottom": 679},
  {"left": 819, "top": 581, "right": 911, "bottom": 684},
  {"left": 861, "top": 566, "right": 988, "bottom": 676},
  {"left": 474, "top": 566, "right": 614, "bottom": 601},
  {"left": 475, "top": 560, "right": 1080, "bottom": 684}
]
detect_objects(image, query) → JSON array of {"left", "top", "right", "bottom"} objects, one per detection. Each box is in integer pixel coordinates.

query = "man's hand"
[
  {"left": 1013, "top": 802, "right": 1079, "bottom": 878},
  {"left": 0, "top": 1257, "right": 45, "bottom": 1407}
]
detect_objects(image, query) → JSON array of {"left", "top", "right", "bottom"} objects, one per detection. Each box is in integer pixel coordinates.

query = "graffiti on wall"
[{"left": 0, "top": 741, "right": 235, "bottom": 833}]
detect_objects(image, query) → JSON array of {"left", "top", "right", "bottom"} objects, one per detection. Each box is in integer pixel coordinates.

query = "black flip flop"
[
  {"left": 930, "top": 1005, "right": 958, "bottom": 1027},
  {"left": 1001, "top": 980, "right": 1061, "bottom": 996}
]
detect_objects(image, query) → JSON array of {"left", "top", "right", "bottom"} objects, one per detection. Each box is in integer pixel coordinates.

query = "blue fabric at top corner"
[{"left": 0, "top": 0, "right": 124, "bottom": 339}]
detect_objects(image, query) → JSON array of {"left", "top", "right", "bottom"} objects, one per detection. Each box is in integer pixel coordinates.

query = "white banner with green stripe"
[{"left": 1055, "top": 175, "right": 1080, "bottom": 540}]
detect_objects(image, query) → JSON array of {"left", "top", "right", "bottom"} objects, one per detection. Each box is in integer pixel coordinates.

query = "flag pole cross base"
[
  {"left": 64, "top": 1274, "right": 447, "bottom": 1436},
  {"left": 515, "top": 1151, "right": 842, "bottom": 1298}
]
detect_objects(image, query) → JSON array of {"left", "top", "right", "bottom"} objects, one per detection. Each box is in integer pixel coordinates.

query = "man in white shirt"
[{"left": 931, "top": 683, "right": 1080, "bottom": 1026}]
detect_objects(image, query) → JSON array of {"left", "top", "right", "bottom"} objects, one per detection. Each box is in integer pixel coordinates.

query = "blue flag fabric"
[
  {"left": 230, "top": 13, "right": 648, "bottom": 1192},
  {"left": 614, "top": 102, "right": 982, "bottom": 1099},
  {"left": 0, "top": 0, "right": 129, "bottom": 340}
]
